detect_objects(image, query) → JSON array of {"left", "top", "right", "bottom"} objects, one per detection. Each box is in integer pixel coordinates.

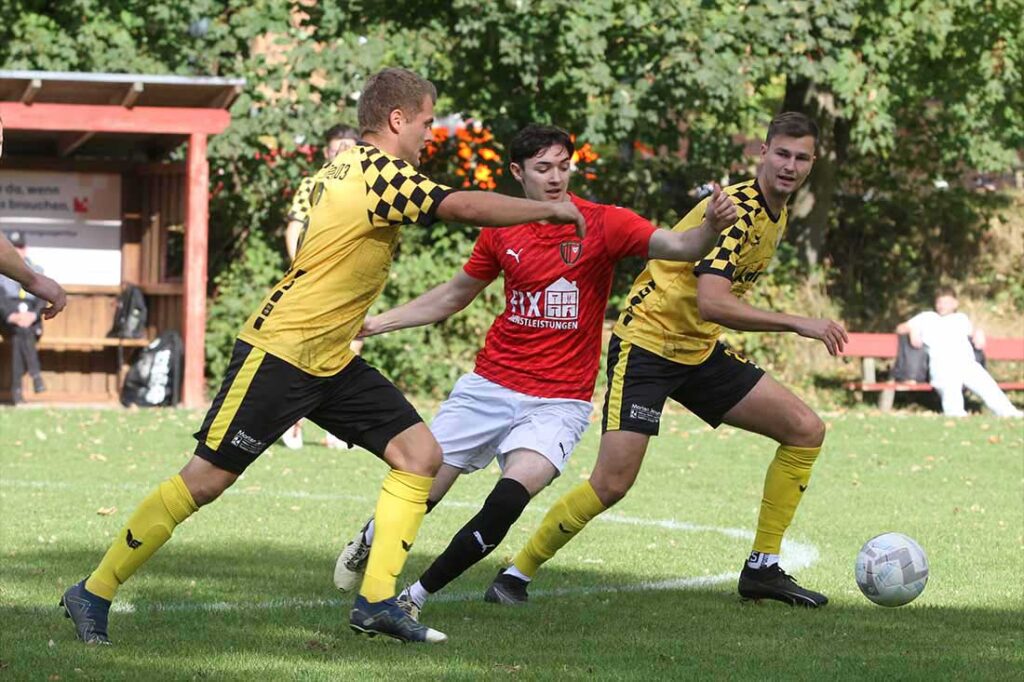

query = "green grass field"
[{"left": 1, "top": 405, "right": 1022, "bottom": 680}]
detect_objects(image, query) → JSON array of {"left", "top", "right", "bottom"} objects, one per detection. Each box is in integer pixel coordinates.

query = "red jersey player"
[{"left": 333, "top": 124, "right": 737, "bottom": 625}]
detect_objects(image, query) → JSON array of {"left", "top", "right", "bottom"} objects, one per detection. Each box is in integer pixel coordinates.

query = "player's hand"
[
  {"left": 794, "top": 317, "right": 849, "bottom": 356},
  {"left": 703, "top": 183, "right": 738, "bottom": 232},
  {"left": 357, "top": 315, "right": 382, "bottom": 339},
  {"left": 25, "top": 273, "right": 66, "bottom": 320},
  {"left": 549, "top": 201, "right": 587, "bottom": 238}
]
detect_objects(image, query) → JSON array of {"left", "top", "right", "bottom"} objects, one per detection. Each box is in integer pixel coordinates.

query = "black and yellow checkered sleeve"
[
  {"left": 286, "top": 176, "right": 316, "bottom": 223},
  {"left": 693, "top": 185, "right": 759, "bottom": 280},
  {"left": 361, "top": 150, "right": 453, "bottom": 227}
]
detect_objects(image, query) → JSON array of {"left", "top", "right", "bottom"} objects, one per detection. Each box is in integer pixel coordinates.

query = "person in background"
[
  {"left": 282, "top": 124, "right": 361, "bottom": 449},
  {"left": 0, "top": 230, "right": 51, "bottom": 402},
  {"left": 897, "top": 287, "right": 1021, "bottom": 417}
]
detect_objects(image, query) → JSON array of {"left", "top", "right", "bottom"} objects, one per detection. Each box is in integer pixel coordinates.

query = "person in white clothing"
[{"left": 897, "top": 287, "right": 1021, "bottom": 418}]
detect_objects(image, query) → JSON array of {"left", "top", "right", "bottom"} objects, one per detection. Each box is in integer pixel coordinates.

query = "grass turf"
[{"left": 1, "top": 405, "right": 1022, "bottom": 680}]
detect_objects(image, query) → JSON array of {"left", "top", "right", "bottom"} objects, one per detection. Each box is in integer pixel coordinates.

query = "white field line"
[{"left": 1, "top": 478, "right": 818, "bottom": 615}]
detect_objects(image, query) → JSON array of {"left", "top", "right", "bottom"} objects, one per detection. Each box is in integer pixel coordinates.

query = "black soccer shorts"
[
  {"left": 601, "top": 334, "right": 765, "bottom": 434},
  {"left": 193, "top": 340, "right": 422, "bottom": 473}
]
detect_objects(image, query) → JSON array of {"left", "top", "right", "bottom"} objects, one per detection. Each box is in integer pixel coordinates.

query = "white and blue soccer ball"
[{"left": 854, "top": 532, "right": 929, "bottom": 607}]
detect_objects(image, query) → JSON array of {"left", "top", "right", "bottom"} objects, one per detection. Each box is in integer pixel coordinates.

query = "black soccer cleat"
[
  {"left": 349, "top": 595, "right": 447, "bottom": 643},
  {"left": 738, "top": 563, "right": 828, "bottom": 608},
  {"left": 60, "top": 580, "right": 113, "bottom": 645},
  {"left": 484, "top": 568, "right": 530, "bottom": 606}
]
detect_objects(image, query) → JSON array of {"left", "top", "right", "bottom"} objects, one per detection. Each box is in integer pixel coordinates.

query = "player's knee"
[
  {"left": 590, "top": 473, "right": 632, "bottom": 507},
  {"left": 383, "top": 437, "right": 442, "bottom": 477},
  {"left": 790, "top": 409, "right": 825, "bottom": 448},
  {"left": 184, "top": 474, "right": 234, "bottom": 507},
  {"left": 179, "top": 457, "right": 238, "bottom": 506}
]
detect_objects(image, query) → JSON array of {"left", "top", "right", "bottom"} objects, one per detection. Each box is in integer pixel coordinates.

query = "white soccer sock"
[
  {"left": 363, "top": 518, "right": 375, "bottom": 545},
  {"left": 504, "top": 565, "right": 532, "bottom": 583},
  {"left": 407, "top": 580, "right": 430, "bottom": 608},
  {"left": 747, "top": 551, "right": 780, "bottom": 569}
]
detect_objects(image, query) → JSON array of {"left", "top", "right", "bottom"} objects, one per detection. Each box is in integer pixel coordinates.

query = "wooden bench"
[{"left": 841, "top": 332, "right": 1024, "bottom": 410}]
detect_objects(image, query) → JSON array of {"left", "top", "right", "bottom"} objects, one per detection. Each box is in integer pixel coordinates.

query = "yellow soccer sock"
[
  {"left": 85, "top": 475, "right": 198, "bottom": 601},
  {"left": 512, "top": 480, "right": 606, "bottom": 578},
  {"left": 360, "top": 469, "right": 432, "bottom": 603},
  {"left": 752, "top": 444, "right": 821, "bottom": 555}
]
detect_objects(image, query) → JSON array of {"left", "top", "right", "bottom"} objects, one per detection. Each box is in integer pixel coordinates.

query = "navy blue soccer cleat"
[
  {"left": 349, "top": 595, "right": 447, "bottom": 643},
  {"left": 60, "top": 580, "right": 113, "bottom": 645}
]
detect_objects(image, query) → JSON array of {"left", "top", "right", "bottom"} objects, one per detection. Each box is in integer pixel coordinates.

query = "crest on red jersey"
[{"left": 559, "top": 240, "right": 583, "bottom": 266}]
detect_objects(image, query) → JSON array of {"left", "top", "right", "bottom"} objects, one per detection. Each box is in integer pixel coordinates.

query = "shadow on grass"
[{"left": 2, "top": 544, "right": 1022, "bottom": 680}]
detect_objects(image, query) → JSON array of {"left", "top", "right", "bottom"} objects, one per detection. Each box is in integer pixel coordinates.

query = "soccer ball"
[{"left": 854, "top": 532, "right": 929, "bottom": 607}]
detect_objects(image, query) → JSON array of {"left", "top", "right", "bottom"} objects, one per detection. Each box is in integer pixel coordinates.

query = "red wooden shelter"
[{"left": 0, "top": 70, "right": 243, "bottom": 408}]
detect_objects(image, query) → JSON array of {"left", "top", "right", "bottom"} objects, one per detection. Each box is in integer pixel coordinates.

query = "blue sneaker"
[
  {"left": 60, "top": 580, "right": 112, "bottom": 645},
  {"left": 349, "top": 595, "right": 447, "bottom": 643}
]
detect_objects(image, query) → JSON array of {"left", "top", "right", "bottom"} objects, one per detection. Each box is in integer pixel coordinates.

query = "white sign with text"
[{"left": 0, "top": 170, "right": 122, "bottom": 286}]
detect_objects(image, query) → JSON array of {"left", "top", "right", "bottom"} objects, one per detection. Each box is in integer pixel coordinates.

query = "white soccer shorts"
[{"left": 430, "top": 372, "right": 593, "bottom": 476}]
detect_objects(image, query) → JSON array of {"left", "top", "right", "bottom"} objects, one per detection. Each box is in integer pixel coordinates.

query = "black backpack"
[
  {"left": 109, "top": 285, "right": 148, "bottom": 338},
  {"left": 891, "top": 334, "right": 929, "bottom": 382},
  {"left": 120, "top": 331, "right": 183, "bottom": 407}
]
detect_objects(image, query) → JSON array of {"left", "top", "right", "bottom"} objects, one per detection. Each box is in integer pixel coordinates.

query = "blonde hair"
[{"left": 357, "top": 68, "right": 437, "bottom": 136}]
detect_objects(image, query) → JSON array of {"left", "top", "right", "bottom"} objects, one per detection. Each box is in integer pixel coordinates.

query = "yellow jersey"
[
  {"left": 238, "top": 143, "right": 452, "bottom": 375},
  {"left": 613, "top": 179, "right": 787, "bottom": 365},
  {"left": 286, "top": 176, "right": 316, "bottom": 225}
]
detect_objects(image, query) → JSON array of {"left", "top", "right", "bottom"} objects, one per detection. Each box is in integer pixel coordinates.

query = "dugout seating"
[
  {"left": 841, "top": 332, "right": 1024, "bottom": 411},
  {"left": 0, "top": 286, "right": 151, "bottom": 403}
]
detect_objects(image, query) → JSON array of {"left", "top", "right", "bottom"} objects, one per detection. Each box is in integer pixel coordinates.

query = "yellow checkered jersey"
[
  {"left": 286, "top": 176, "right": 316, "bottom": 224},
  {"left": 613, "top": 179, "right": 787, "bottom": 365},
  {"left": 238, "top": 144, "right": 452, "bottom": 375}
]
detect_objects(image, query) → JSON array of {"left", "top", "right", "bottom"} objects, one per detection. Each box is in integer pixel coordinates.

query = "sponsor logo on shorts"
[
  {"left": 507, "top": 277, "right": 579, "bottom": 330},
  {"left": 629, "top": 404, "right": 662, "bottom": 423},
  {"left": 231, "top": 430, "right": 266, "bottom": 454}
]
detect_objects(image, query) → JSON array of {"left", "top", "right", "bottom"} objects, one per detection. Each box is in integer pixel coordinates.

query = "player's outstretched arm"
[
  {"left": 696, "top": 274, "right": 848, "bottom": 356},
  {"left": 0, "top": 235, "right": 67, "bottom": 319},
  {"left": 360, "top": 271, "right": 491, "bottom": 338},
  {"left": 436, "top": 192, "right": 586, "bottom": 238},
  {"left": 647, "top": 183, "right": 738, "bottom": 261}
]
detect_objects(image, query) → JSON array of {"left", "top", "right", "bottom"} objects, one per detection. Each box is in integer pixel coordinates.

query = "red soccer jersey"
[{"left": 463, "top": 194, "right": 657, "bottom": 400}]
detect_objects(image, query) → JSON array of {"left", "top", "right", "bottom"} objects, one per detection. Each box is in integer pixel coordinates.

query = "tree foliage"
[{"left": 2, "top": 0, "right": 1021, "bottom": 390}]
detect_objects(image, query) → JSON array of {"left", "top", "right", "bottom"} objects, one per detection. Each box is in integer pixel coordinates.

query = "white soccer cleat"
[{"left": 334, "top": 519, "right": 372, "bottom": 592}]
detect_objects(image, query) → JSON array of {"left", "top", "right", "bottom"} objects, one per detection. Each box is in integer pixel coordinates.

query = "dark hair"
[
  {"left": 509, "top": 124, "right": 575, "bottom": 167},
  {"left": 357, "top": 68, "right": 437, "bottom": 136},
  {"left": 325, "top": 124, "right": 358, "bottom": 143},
  {"left": 935, "top": 286, "right": 958, "bottom": 298},
  {"left": 765, "top": 112, "right": 819, "bottom": 145}
]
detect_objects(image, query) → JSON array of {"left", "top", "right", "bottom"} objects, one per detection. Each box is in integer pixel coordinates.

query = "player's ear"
[
  {"left": 387, "top": 108, "right": 404, "bottom": 135},
  {"left": 509, "top": 162, "right": 524, "bottom": 184}
]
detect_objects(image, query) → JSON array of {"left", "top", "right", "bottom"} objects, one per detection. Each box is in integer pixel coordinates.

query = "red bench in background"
[{"left": 841, "top": 333, "right": 1024, "bottom": 411}]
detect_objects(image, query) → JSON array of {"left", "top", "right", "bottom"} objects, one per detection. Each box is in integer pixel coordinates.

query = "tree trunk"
[{"left": 782, "top": 77, "right": 849, "bottom": 269}]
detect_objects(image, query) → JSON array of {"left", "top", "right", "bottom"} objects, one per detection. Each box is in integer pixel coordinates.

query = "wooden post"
[{"left": 182, "top": 133, "right": 209, "bottom": 408}]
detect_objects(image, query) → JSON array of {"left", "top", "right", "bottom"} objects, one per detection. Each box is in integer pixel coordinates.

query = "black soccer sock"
[{"left": 419, "top": 478, "right": 531, "bottom": 594}]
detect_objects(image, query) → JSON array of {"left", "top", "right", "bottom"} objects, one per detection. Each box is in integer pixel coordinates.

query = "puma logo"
[
  {"left": 126, "top": 529, "right": 143, "bottom": 549},
  {"left": 473, "top": 531, "right": 497, "bottom": 554},
  {"left": 558, "top": 523, "right": 573, "bottom": 534},
  {"left": 505, "top": 248, "right": 523, "bottom": 264},
  {"left": 799, "top": 485, "right": 808, "bottom": 492}
]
